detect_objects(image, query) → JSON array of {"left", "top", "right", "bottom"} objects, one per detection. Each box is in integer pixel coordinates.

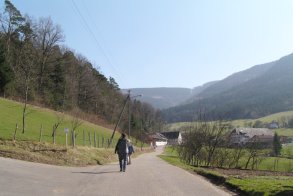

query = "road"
[{"left": 0, "top": 147, "right": 231, "bottom": 196}]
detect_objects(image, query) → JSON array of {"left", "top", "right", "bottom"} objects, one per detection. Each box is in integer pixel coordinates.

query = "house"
[
  {"left": 247, "top": 135, "right": 274, "bottom": 148},
  {"left": 229, "top": 127, "right": 274, "bottom": 146},
  {"left": 145, "top": 133, "right": 168, "bottom": 147},
  {"left": 268, "top": 121, "right": 279, "bottom": 129},
  {"left": 279, "top": 136, "right": 292, "bottom": 144},
  {"left": 161, "top": 131, "right": 182, "bottom": 145}
]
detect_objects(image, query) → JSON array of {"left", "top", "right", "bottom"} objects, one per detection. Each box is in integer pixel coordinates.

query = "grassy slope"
[
  {"left": 0, "top": 98, "right": 150, "bottom": 166},
  {"left": 0, "top": 98, "right": 120, "bottom": 145},
  {"left": 159, "top": 147, "right": 293, "bottom": 196}
]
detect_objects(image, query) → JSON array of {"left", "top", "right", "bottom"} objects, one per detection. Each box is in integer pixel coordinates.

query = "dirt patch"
[{"left": 206, "top": 167, "right": 293, "bottom": 177}]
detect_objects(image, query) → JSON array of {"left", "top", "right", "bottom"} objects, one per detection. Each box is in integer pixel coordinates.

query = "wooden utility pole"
[{"left": 108, "top": 92, "right": 130, "bottom": 147}]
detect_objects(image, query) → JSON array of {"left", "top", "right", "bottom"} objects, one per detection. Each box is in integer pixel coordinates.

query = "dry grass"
[
  {"left": 0, "top": 139, "right": 153, "bottom": 166},
  {"left": 0, "top": 139, "right": 117, "bottom": 166}
]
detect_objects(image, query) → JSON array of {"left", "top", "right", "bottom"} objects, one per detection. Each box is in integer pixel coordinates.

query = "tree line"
[
  {"left": 175, "top": 113, "right": 285, "bottom": 171},
  {"left": 0, "top": 0, "right": 163, "bottom": 138}
]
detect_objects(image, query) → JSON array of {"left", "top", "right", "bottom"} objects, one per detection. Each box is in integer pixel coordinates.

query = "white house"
[
  {"left": 161, "top": 131, "right": 182, "bottom": 145},
  {"left": 146, "top": 133, "right": 168, "bottom": 147}
]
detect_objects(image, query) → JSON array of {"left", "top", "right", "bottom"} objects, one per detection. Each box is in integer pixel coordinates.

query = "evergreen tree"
[
  {"left": 0, "top": 41, "right": 13, "bottom": 94},
  {"left": 273, "top": 132, "right": 282, "bottom": 156},
  {"left": 48, "top": 59, "right": 65, "bottom": 109},
  {"left": 109, "top": 77, "right": 119, "bottom": 90}
]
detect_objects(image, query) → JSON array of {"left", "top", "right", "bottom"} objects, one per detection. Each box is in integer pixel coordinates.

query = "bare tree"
[
  {"left": 34, "top": 17, "right": 64, "bottom": 93},
  {"left": 52, "top": 114, "right": 64, "bottom": 144},
  {"left": 204, "top": 121, "right": 227, "bottom": 166},
  {"left": 70, "top": 116, "right": 83, "bottom": 147},
  {"left": 244, "top": 138, "right": 262, "bottom": 169},
  {"left": 14, "top": 21, "right": 36, "bottom": 134},
  {"left": 228, "top": 145, "right": 245, "bottom": 168}
]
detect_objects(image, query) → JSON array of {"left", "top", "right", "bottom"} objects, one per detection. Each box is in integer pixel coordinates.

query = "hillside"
[
  {"left": 168, "top": 110, "right": 293, "bottom": 137},
  {"left": 123, "top": 83, "right": 217, "bottom": 109},
  {"left": 0, "top": 0, "right": 163, "bottom": 139},
  {"left": 163, "top": 53, "right": 293, "bottom": 122},
  {"left": 0, "top": 98, "right": 152, "bottom": 165},
  {"left": 0, "top": 98, "right": 119, "bottom": 144},
  {"left": 122, "top": 88, "right": 193, "bottom": 109}
]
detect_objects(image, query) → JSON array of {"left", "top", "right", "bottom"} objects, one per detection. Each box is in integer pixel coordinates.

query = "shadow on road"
[{"left": 72, "top": 171, "right": 120, "bottom": 175}]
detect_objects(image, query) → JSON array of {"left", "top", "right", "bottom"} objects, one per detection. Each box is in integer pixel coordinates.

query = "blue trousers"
[{"left": 118, "top": 153, "right": 127, "bottom": 171}]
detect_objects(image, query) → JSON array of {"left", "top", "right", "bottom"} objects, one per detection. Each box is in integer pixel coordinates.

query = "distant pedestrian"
[
  {"left": 127, "top": 140, "right": 135, "bottom": 165},
  {"left": 115, "top": 133, "right": 129, "bottom": 172}
]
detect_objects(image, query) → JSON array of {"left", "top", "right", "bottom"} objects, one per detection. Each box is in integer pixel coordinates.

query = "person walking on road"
[
  {"left": 127, "top": 140, "right": 135, "bottom": 165},
  {"left": 115, "top": 133, "right": 129, "bottom": 172}
]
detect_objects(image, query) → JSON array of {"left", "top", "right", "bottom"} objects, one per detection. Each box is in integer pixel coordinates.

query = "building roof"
[
  {"left": 161, "top": 131, "right": 180, "bottom": 139},
  {"left": 231, "top": 128, "right": 273, "bottom": 138},
  {"left": 248, "top": 135, "right": 274, "bottom": 143},
  {"left": 146, "top": 133, "right": 167, "bottom": 141}
]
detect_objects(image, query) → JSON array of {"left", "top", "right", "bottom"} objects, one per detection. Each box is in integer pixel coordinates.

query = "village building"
[
  {"left": 145, "top": 133, "right": 168, "bottom": 147},
  {"left": 161, "top": 131, "right": 182, "bottom": 145},
  {"left": 268, "top": 121, "right": 279, "bottom": 129},
  {"left": 228, "top": 127, "right": 274, "bottom": 146}
]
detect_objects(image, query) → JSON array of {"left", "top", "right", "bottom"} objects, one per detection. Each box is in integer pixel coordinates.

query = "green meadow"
[
  {"left": 0, "top": 98, "right": 121, "bottom": 146},
  {"left": 160, "top": 147, "right": 293, "bottom": 195}
]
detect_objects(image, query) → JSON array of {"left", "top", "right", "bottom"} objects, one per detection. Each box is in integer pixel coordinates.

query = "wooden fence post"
[
  {"left": 39, "top": 124, "right": 43, "bottom": 142},
  {"left": 13, "top": 123, "right": 18, "bottom": 141},
  {"left": 53, "top": 126, "right": 56, "bottom": 145},
  {"left": 97, "top": 135, "right": 99, "bottom": 148},
  {"left": 88, "top": 132, "right": 92, "bottom": 147},
  {"left": 72, "top": 131, "right": 75, "bottom": 147},
  {"left": 94, "top": 131, "right": 97, "bottom": 148},
  {"left": 65, "top": 132, "right": 68, "bottom": 147},
  {"left": 83, "top": 130, "right": 85, "bottom": 146}
]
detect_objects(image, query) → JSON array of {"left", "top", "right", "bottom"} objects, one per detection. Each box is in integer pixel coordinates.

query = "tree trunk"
[
  {"left": 22, "top": 84, "right": 29, "bottom": 134},
  {"left": 245, "top": 156, "right": 252, "bottom": 169}
]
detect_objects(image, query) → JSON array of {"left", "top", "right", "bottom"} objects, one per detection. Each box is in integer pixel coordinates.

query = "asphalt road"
[{"left": 0, "top": 147, "right": 231, "bottom": 196}]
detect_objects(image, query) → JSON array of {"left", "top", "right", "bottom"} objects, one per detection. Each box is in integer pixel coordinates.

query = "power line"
[{"left": 70, "top": 0, "right": 126, "bottom": 85}]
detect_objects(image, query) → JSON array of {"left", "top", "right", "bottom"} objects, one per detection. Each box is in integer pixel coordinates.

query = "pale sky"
[{"left": 8, "top": 0, "right": 293, "bottom": 89}]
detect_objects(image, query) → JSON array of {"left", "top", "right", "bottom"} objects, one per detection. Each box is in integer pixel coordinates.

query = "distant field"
[
  {"left": 0, "top": 98, "right": 121, "bottom": 146},
  {"left": 276, "top": 128, "right": 293, "bottom": 137},
  {"left": 168, "top": 111, "right": 293, "bottom": 137}
]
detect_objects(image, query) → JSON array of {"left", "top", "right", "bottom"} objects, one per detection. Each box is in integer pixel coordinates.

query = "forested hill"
[
  {"left": 0, "top": 0, "right": 163, "bottom": 136},
  {"left": 123, "top": 82, "right": 218, "bottom": 109},
  {"left": 163, "top": 53, "right": 293, "bottom": 122},
  {"left": 122, "top": 88, "right": 192, "bottom": 109}
]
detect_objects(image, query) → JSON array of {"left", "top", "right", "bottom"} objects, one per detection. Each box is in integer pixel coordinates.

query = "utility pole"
[
  {"left": 128, "top": 90, "right": 131, "bottom": 138},
  {"left": 108, "top": 91, "right": 130, "bottom": 148},
  {"left": 108, "top": 90, "right": 142, "bottom": 147},
  {"left": 128, "top": 92, "right": 142, "bottom": 138}
]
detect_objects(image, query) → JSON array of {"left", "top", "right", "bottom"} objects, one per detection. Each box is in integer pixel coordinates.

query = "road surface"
[{"left": 0, "top": 147, "right": 231, "bottom": 196}]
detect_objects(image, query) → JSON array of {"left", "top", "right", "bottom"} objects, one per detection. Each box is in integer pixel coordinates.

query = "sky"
[{"left": 7, "top": 0, "right": 293, "bottom": 89}]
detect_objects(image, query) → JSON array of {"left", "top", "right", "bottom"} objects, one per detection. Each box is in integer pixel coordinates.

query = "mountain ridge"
[{"left": 162, "top": 53, "right": 293, "bottom": 122}]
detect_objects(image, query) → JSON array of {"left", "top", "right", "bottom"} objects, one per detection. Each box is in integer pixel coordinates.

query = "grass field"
[
  {"left": 0, "top": 98, "right": 122, "bottom": 146},
  {"left": 168, "top": 111, "right": 293, "bottom": 137},
  {"left": 0, "top": 97, "right": 150, "bottom": 166},
  {"left": 227, "top": 177, "right": 293, "bottom": 196},
  {"left": 159, "top": 147, "right": 293, "bottom": 195}
]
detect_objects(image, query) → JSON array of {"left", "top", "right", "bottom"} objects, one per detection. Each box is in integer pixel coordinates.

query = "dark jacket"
[
  {"left": 115, "top": 138, "right": 128, "bottom": 155},
  {"left": 128, "top": 145, "right": 134, "bottom": 155}
]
